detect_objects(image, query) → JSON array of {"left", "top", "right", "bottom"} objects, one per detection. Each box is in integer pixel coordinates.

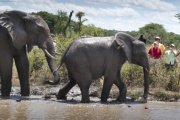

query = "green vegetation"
[
  {"left": 128, "top": 23, "right": 180, "bottom": 47},
  {"left": 12, "top": 10, "right": 180, "bottom": 101}
]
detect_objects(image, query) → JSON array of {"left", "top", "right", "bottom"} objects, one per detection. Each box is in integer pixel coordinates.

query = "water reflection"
[{"left": 0, "top": 97, "right": 180, "bottom": 120}]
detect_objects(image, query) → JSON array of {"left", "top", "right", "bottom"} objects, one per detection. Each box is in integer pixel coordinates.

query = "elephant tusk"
[
  {"left": 55, "top": 52, "right": 61, "bottom": 55},
  {"left": 43, "top": 49, "right": 56, "bottom": 60}
]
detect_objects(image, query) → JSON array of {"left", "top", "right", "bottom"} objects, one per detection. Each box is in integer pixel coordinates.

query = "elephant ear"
[
  {"left": 0, "top": 11, "right": 27, "bottom": 49},
  {"left": 115, "top": 32, "right": 133, "bottom": 63}
]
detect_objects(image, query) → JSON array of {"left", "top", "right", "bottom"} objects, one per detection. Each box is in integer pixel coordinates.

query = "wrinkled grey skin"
[
  {"left": 56, "top": 32, "right": 149, "bottom": 103},
  {"left": 0, "top": 10, "right": 60, "bottom": 96}
]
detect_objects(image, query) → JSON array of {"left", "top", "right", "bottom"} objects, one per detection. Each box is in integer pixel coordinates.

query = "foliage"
[
  {"left": 154, "top": 90, "right": 180, "bottom": 101},
  {"left": 80, "top": 25, "right": 105, "bottom": 37},
  {"left": 138, "top": 23, "right": 167, "bottom": 44},
  {"left": 55, "top": 33, "right": 79, "bottom": 53},
  {"left": 33, "top": 11, "right": 117, "bottom": 37},
  {"left": 128, "top": 23, "right": 180, "bottom": 48},
  {"left": 128, "top": 31, "right": 139, "bottom": 38},
  {"left": 165, "top": 32, "right": 180, "bottom": 48},
  {"left": 149, "top": 63, "right": 180, "bottom": 92},
  {"left": 121, "top": 57, "right": 180, "bottom": 92},
  {"left": 34, "top": 11, "right": 72, "bottom": 35},
  {"left": 121, "top": 63, "right": 144, "bottom": 87},
  {"left": 75, "top": 11, "right": 88, "bottom": 35},
  {"left": 28, "top": 47, "right": 53, "bottom": 85},
  {"left": 54, "top": 10, "right": 69, "bottom": 35},
  {"left": 103, "top": 29, "right": 118, "bottom": 36},
  {"left": 28, "top": 47, "right": 45, "bottom": 74}
]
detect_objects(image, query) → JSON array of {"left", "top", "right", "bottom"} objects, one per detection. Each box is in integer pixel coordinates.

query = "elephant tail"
[{"left": 55, "top": 42, "right": 73, "bottom": 71}]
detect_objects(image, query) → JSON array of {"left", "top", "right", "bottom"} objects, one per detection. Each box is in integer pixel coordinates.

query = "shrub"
[
  {"left": 121, "top": 63, "right": 144, "bottom": 87},
  {"left": 149, "top": 62, "right": 180, "bottom": 92}
]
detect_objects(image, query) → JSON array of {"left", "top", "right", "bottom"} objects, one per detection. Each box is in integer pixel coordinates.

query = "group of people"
[{"left": 147, "top": 36, "right": 179, "bottom": 69}]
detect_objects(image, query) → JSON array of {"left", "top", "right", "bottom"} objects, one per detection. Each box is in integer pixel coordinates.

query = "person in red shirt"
[{"left": 148, "top": 41, "right": 162, "bottom": 65}]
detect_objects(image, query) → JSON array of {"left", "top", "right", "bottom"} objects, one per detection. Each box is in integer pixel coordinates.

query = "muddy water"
[{"left": 0, "top": 96, "right": 180, "bottom": 120}]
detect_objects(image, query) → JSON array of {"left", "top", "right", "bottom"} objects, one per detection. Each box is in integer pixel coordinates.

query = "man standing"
[
  {"left": 154, "top": 36, "right": 166, "bottom": 54},
  {"left": 148, "top": 41, "right": 162, "bottom": 65}
]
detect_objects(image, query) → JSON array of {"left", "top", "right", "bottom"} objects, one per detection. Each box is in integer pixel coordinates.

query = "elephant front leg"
[
  {"left": 0, "top": 57, "right": 13, "bottom": 96},
  {"left": 80, "top": 87, "right": 90, "bottom": 103},
  {"left": 14, "top": 55, "right": 30, "bottom": 96}
]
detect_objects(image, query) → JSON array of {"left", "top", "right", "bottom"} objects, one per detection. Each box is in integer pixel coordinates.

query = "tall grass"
[{"left": 121, "top": 60, "right": 180, "bottom": 92}]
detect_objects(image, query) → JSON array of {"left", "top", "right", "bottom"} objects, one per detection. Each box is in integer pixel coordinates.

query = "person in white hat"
[
  {"left": 154, "top": 36, "right": 166, "bottom": 54},
  {"left": 165, "top": 44, "right": 178, "bottom": 69}
]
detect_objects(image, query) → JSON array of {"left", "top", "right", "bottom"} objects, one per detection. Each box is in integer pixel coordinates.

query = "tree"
[
  {"left": 75, "top": 11, "right": 87, "bottom": 35},
  {"left": 128, "top": 31, "right": 139, "bottom": 38},
  {"left": 62, "top": 10, "right": 74, "bottom": 37},
  {"left": 175, "top": 13, "right": 180, "bottom": 21},
  {"left": 166, "top": 32, "right": 180, "bottom": 48},
  {"left": 54, "top": 10, "right": 69, "bottom": 35},
  {"left": 138, "top": 23, "right": 167, "bottom": 44},
  {"left": 80, "top": 24, "right": 105, "bottom": 36}
]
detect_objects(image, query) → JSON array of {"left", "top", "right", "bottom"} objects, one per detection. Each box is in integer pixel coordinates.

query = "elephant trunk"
[{"left": 43, "top": 38, "right": 60, "bottom": 84}]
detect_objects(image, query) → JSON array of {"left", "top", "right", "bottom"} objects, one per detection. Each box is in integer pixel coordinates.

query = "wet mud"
[{"left": 0, "top": 85, "right": 180, "bottom": 119}]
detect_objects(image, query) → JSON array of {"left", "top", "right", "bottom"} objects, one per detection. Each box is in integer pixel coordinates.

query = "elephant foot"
[
  {"left": 117, "top": 98, "right": 126, "bottom": 103},
  {"left": 101, "top": 100, "right": 107, "bottom": 103},
  {"left": 45, "top": 80, "right": 60, "bottom": 85},
  {"left": 1, "top": 95, "right": 10, "bottom": 99},
  {"left": 56, "top": 94, "right": 67, "bottom": 100},
  {"left": 138, "top": 97, "right": 147, "bottom": 103},
  {"left": 21, "top": 96, "right": 31, "bottom": 100},
  {"left": 101, "top": 98, "right": 108, "bottom": 103},
  {"left": 21, "top": 92, "right": 30, "bottom": 96},
  {"left": 1, "top": 93, "right": 10, "bottom": 97},
  {"left": 81, "top": 99, "right": 90, "bottom": 103}
]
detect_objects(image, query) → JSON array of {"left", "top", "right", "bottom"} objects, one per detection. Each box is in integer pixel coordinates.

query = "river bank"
[{"left": 6, "top": 84, "right": 180, "bottom": 102}]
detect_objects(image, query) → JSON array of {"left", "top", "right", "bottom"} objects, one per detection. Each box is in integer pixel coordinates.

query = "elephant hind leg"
[
  {"left": 80, "top": 85, "right": 91, "bottom": 103},
  {"left": 0, "top": 57, "right": 13, "bottom": 96},
  {"left": 77, "top": 75, "right": 92, "bottom": 103},
  {"left": 114, "top": 79, "right": 127, "bottom": 102},
  {"left": 56, "top": 75, "right": 76, "bottom": 100},
  {"left": 101, "top": 76, "right": 114, "bottom": 102}
]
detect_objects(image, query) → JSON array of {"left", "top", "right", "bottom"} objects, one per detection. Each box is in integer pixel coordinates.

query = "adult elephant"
[
  {"left": 56, "top": 32, "right": 149, "bottom": 103},
  {"left": 0, "top": 10, "right": 60, "bottom": 96}
]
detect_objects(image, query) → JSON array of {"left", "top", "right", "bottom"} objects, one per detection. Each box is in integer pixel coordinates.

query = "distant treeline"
[
  {"left": 33, "top": 11, "right": 180, "bottom": 48},
  {"left": 33, "top": 11, "right": 118, "bottom": 37}
]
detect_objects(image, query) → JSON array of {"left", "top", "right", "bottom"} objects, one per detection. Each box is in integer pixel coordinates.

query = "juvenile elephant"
[
  {"left": 56, "top": 32, "right": 149, "bottom": 103},
  {"left": 0, "top": 10, "right": 60, "bottom": 96}
]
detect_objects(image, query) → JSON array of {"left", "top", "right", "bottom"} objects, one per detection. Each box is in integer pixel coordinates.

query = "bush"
[
  {"left": 121, "top": 63, "right": 144, "bottom": 87},
  {"left": 154, "top": 89, "right": 180, "bottom": 101},
  {"left": 121, "top": 59, "right": 180, "bottom": 92},
  {"left": 28, "top": 47, "right": 45, "bottom": 74},
  {"left": 28, "top": 47, "right": 52, "bottom": 85},
  {"left": 149, "top": 62, "right": 180, "bottom": 92}
]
